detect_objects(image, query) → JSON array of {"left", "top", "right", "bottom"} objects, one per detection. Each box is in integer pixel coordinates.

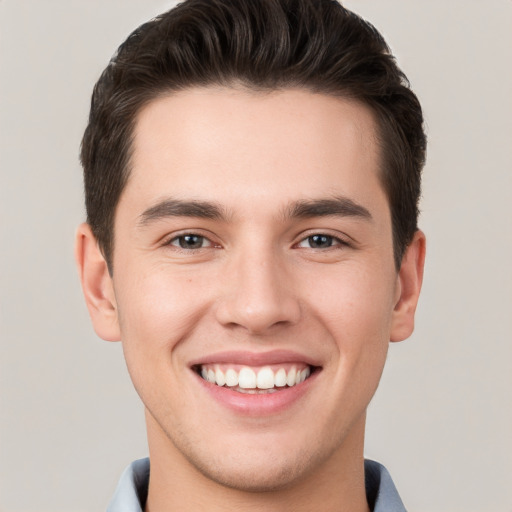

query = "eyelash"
[
  {"left": 166, "top": 233, "right": 216, "bottom": 251},
  {"left": 164, "top": 232, "right": 350, "bottom": 251},
  {"left": 295, "top": 233, "right": 349, "bottom": 250}
]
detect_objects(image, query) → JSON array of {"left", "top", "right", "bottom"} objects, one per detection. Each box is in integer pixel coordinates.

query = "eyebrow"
[
  {"left": 138, "top": 198, "right": 229, "bottom": 226},
  {"left": 284, "top": 196, "right": 372, "bottom": 221},
  {"left": 137, "top": 195, "right": 372, "bottom": 226}
]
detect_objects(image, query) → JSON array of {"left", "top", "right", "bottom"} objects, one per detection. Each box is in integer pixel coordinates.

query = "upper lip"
[{"left": 189, "top": 349, "right": 322, "bottom": 368}]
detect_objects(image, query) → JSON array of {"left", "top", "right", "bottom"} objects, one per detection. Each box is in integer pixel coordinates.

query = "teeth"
[
  {"left": 238, "top": 367, "right": 257, "bottom": 389},
  {"left": 286, "top": 367, "right": 296, "bottom": 387},
  {"left": 200, "top": 364, "right": 313, "bottom": 390},
  {"left": 256, "top": 367, "right": 274, "bottom": 389},
  {"left": 225, "top": 368, "right": 238, "bottom": 387},
  {"left": 275, "top": 368, "right": 287, "bottom": 387},
  {"left": 215, "top": 368, "right": 226, "bottom": 387}
]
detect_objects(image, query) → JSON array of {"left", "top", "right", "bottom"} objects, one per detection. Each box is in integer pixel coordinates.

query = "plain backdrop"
[{"left": 1, "top": 1, "right": 511, "bottom": 511}]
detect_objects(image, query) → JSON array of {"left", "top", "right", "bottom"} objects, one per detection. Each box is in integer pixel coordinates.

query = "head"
[
  {"left": 81, "top": 0, "right": 426, "bottom": 273},
  {"left": 76, "top": 0, "right": 426, "bottom": 503}
]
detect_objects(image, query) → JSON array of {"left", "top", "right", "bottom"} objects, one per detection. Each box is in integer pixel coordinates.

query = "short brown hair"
[{"left": 81, "top": 0, "right": 426, "bottom": 271}]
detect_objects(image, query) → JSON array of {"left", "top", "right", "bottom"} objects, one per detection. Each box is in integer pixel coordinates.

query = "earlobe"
[
  {"left": 74, "top": 223, "right": 121, "bottom": 342},
  {"left": 390, "top": 230, "right": 426, "bottom": 342}
]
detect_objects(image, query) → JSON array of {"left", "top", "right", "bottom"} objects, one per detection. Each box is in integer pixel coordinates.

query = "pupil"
[
  {"left": 310, "top": 235, "right": 332, "bottom": 248},
  {"left": 179, "top": 235, "right": 203, "bottom": 249}
]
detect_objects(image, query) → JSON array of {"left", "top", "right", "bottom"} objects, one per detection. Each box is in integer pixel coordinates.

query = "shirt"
[{"left": 107, "top": 457, "right": 407, "bottom": 511}]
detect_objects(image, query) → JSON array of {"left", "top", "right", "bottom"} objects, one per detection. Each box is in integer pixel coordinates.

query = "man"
[{"left": 75, "top": 0, "right": 426, "bottom": 510}]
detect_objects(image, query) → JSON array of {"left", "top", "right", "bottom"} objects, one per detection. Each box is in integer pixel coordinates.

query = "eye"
[
  {"left": 169, "top": 234, "right": 212, "bottom": 250},
  {"left": 297, "top": 234, "right": 344, "bottom": 249}
]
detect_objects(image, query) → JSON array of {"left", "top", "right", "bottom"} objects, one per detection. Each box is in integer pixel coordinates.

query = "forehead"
[{"left": 124, "top": 87, "right": 386, "bottom": 217}]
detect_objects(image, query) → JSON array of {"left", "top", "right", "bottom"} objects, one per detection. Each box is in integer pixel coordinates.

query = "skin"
[{"left": 76, "top": 88, "right": 425, "bottom": 512}]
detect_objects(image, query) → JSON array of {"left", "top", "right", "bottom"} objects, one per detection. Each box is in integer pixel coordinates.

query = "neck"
[{"left": 144, "top": 410, "right": 370, "bottom": 512}]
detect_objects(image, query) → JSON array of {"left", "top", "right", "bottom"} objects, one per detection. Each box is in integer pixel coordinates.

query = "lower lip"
[{"left": 194, "top": 370, "right": 319, "bottom": 416}]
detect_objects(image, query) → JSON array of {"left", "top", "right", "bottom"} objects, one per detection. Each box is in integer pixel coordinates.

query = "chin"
[{"left": 186, "top": 447, "right": 317, "bottom": 493}]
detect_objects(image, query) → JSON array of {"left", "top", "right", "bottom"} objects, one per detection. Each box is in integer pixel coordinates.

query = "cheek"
[
  {"left": 306, "top": 265, "right": 397, "bottom": 343},
  {"left": 113, "top": 268, "right": 211, "bottom": 383},
  {"left": 306, "top": 266, "right": 395, "bottom": 397},
  {"left": 116, "top": 264, "right": 207, "bottom": 336}
]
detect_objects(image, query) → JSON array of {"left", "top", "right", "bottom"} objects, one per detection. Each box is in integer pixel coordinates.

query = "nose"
[{"left": 214, "top": 248, "right": 301, "bottom": 334}]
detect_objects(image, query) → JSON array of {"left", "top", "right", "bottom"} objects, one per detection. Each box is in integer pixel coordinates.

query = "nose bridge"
[{"left": 215, "top": 240, "right": 301, "bottom": 333}]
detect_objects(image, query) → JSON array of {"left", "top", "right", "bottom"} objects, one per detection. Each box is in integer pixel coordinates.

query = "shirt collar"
[
  {"left": 364, "top": 459, "right": 407, "bottom": 512},
  {"left": 107, "top": 458, "right": 148, "bottom": 512},
  {"left": 107, "top": 457, "right": 406, "bottom": 512}
]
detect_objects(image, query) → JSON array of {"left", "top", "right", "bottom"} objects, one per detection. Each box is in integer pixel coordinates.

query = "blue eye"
[{"left": 170, "top": 234, "right": 211, "bottom": 249}]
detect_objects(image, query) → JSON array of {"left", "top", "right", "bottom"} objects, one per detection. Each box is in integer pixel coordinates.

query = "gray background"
[{"left": 1, "top": 1, "right": 511, "bottom": 510}]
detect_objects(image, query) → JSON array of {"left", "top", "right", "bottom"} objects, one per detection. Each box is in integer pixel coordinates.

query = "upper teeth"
[{"left": 200, "top": 365, "right": 311, "bottom": 390}]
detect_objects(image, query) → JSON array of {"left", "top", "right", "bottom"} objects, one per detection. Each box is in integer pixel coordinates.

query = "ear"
[
  {"left": 74, "top": 223, "right": 121, "bottom": 341},
  {"left": 390, "top": 230, "right": 426, "bottom": 342}
]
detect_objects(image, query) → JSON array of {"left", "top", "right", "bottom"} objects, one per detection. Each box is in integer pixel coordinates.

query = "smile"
[{"left": 196, "top": 363, "right": 313, "bottom": 393}]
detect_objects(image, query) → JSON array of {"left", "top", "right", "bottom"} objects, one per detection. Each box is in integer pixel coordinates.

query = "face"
[{"left": 79, "top": 88, "right": 424, "bottom": 492}]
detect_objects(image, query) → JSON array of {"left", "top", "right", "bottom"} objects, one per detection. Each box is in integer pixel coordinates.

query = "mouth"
[{"left": 193, "top": 363, "right": 317, "bottom": 394}]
